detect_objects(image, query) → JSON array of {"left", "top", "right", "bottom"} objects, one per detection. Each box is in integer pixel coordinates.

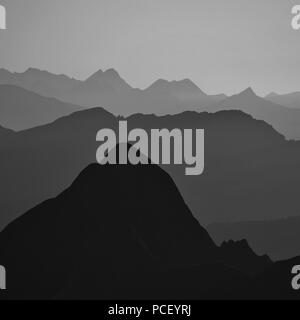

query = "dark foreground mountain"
[
  {"left": 1, "top": 108, "right": 300, "bottom": 232},
  {"left": 0, "top": 85, "right": 83, "bottom": 131},
  {"left": 1, "top": 162, "right": 298, "bottom": 300},
  {"left": 208, "top": 216, "right": 300, "bottom": 261},
  {"left": 0, "top": 124, "right": 15, "bottom": 138}
]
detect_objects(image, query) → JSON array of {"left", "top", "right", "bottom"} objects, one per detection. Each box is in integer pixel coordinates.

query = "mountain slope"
[
  {"left": 266, "top": 91, "right": 300, "bottom": 109},
  {"left": 0, "top": 85, "right": 83, "bottom": 130},
  {"left": 2, "top": 107, "right": 300, "bottom": 232},
  {"left": 0, "top": 162, "right": 277, "bottom": 300},
  {"left": 0, "top": 124, "right": 15, "bottom": 137},
  {"left": 206, "top": 87, "right": 300, "bottom": 139},
  {"left": 60, "top": 68, "right": 143, "bottom": 115},
  {"left": 0, "top": 67, "right": 226, "bottom": 116},
  {"left": 0, "top": 68, "right": 80, "bottom": 98},
  {"left": 208, "top": 216, "right": 300, "bottom": 261}
]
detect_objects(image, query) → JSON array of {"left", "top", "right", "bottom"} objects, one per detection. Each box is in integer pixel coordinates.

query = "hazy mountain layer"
[
  {"left": 202, "top": 87, "right": 300, "bottom": 139},
  {"left": 0, "top": 85, "right": 83, "bottom": 130},
  {"left": 0, "top": 108, "right": 300, "bottom": 233},
  {"left": 2, "top": 68, "right": 300, "bottom": 139},
  {"left": 266, "top": 91, "right": 300, "bottom": 109},
  {"left": 0, "top": 68, "right": 225, "bottom": 117}
]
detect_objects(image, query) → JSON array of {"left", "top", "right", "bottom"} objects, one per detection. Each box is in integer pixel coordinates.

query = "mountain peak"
[
  {"left": 0, "top": 68, "right": 11, "bottom": 74},
  {"left": 240, "top": 87, "right": 256, "bottom": 96},
  {"left": 147, "top": 78, "right": 204, "bottom": 94},
  {"left": 24, "top": 67, "right": 45, "bottom": 75},
  {"left": 265, "top": 92, "right": 279, "bottom": 99},
  {"left": 86, "top": 68, "right": 124, "bottom": 82},
  {"left": 104, "top": 68, "right": 120, "bottom": 77},
  {"left": 87, "top": 68, "right": 104, "bottom": 80}
]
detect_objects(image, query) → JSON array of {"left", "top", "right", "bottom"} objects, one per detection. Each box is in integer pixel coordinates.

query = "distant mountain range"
[
  {"left": 2, "top": 67, "right": 300, "bottom": 139},
  {"left": 0, "top": 68, "right": 80, "bottom": 98},
  {"left": 1, "top": 107, "right": 300, "bottom": 232},
  {"left": 266, "top": 91, "right": 300, "bottom": 109},
  {"left": 0, "top": 84, "right": 82, "bottom": 130},
  {"left": 201, "top": 87, "right": 300, "bottom": 139},
  {"left": 0, "top": 68, "right": 225, "bottom": 117},
  {"left": 1, "top": 68, "right": 300, "bottom": 294},
  {"left": 2, "top": 161, "right": 298, "bottom": 300},
  {"left": 208, "top": 215, "right": 300, "bottom": 261}
]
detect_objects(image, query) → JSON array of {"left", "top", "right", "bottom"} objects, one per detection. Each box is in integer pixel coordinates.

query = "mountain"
[
  {"left": 2, "top": 107, "right": 300, "bottom": 233},
  {"left": 265, "top": 92, "right": 279, "bottom": 99},
  {"left": 205, "top": 87, "right": 300, "bottom": 139},
  {"left": 266, "top": 91, "right": 300, "bottom": 109},
  {"left": 0, "top": 67, "right": 226, "bottom": 116},
  {"left": 0, "top": 124, "right": 15, "bottom": 137},
  {"left": 0, "top": 68, "right": 80, "bottom": 98},
  {"left": 60, "top": 68, "right": 142, "bottom": 115},
  {"left": 208, "top": 216, "right": 300, "bottom": 261},
  {"left": 0, "top": 85, "right": 83, "bottom": 130},
  {"left": 142, "top": 78, "right": 223, "bottom": 112},
  {"left": 4, "top": 67, "right": 300, "bottom": 139},
  {"left": 0, "top": 161, "right": 288, "bottom": 300},
  {"left": 61, "top": 69, "right": 225, "bottom": 115}
]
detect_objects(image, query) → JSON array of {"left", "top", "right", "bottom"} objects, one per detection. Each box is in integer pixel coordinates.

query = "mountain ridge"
[
  {"left": 0, "top": 84, "right": 83, "bottom": 131},
  {"left": 0, "top": 106, "right": 296, "bottom": 231},
  {"left": 0, "top": 162, "right": 279, "bottom": 299}
]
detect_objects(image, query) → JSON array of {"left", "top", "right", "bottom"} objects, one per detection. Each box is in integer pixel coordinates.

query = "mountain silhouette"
[
  {"left": 0, "top": 84, "right": 83, "bottom": 130},
  {"left": 61, "top": 68, "right": 226, "bottom": 115},
  {"left": 0, "top": 67, "right": 225, "bottom": 117},
  {"left": 1, "top": 107, "right": 300, "bottom": 234},
  {"left": 0, "top": 68, "right": 80, "bottom": 99},
  {"left": 3, "top": 67, "right": 300, "bottom": 139},
  {"left": 142, "top": 78, "right": 224, "bottom": 113},
  {"left": 266, "top": 91, "right": 300, "bottom": 109},
  {"left": 1, "top": 161, "right": 291, "bottom": 300},
  {"left": 60, "top": 68, "right": 142, "bottom": 115},
  {"left": 205, "top": 87, "right": 300, "bottom": 139},
  {"left": 208, "top": 216, "right": 300, "bottom": 261},
  {"left": 0, "top": 124, "right": 15, "bottom": 138}
]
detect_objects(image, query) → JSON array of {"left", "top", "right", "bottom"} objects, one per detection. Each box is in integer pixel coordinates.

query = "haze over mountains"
[
  {"left": 0, "top": 85, "right": 82, "bottom": 131},
  {"left": 0, "top": 68, "right": 80, "bottom": 98},
  {"left": 1, "top": 107, "right": 300, "bottom": 234},
  {"left": 1, "top": 67, "right": 300, "bottom": 264},
  {"left": 0, "top": 67, "right": 225, "bottom": 117},
  {"left": 266, "top": 91, "right": 300, "bottom": 109},
  {"left": 201, "top": 87, "right": 300, "bottom": 139},
  {"left": 2, "top": 67, "right": 300, "bottom": 139}
]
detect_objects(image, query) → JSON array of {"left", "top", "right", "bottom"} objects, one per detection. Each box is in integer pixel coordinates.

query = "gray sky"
[{"left": 0, "top": 0, "right": 299, "bottom": 95}]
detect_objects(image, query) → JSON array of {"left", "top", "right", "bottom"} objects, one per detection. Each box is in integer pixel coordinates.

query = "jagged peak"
[
  {"left": 239, "top": 87, "right": 257, "bottom": 96},
  {"left": 146, "top": 78, "right": 203, "bottom": 93},
  {"left": 86, "top": 68, "right": 104, "bottom": 80},
  {"left": 266, "top": 91, "right": 279, "bottom": 98},
  {"left": 104, "top": 68, "right": 120, "bottom": 77},
  {"left": 24, "top": 67, "right": 41, "bottom": 73}
]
